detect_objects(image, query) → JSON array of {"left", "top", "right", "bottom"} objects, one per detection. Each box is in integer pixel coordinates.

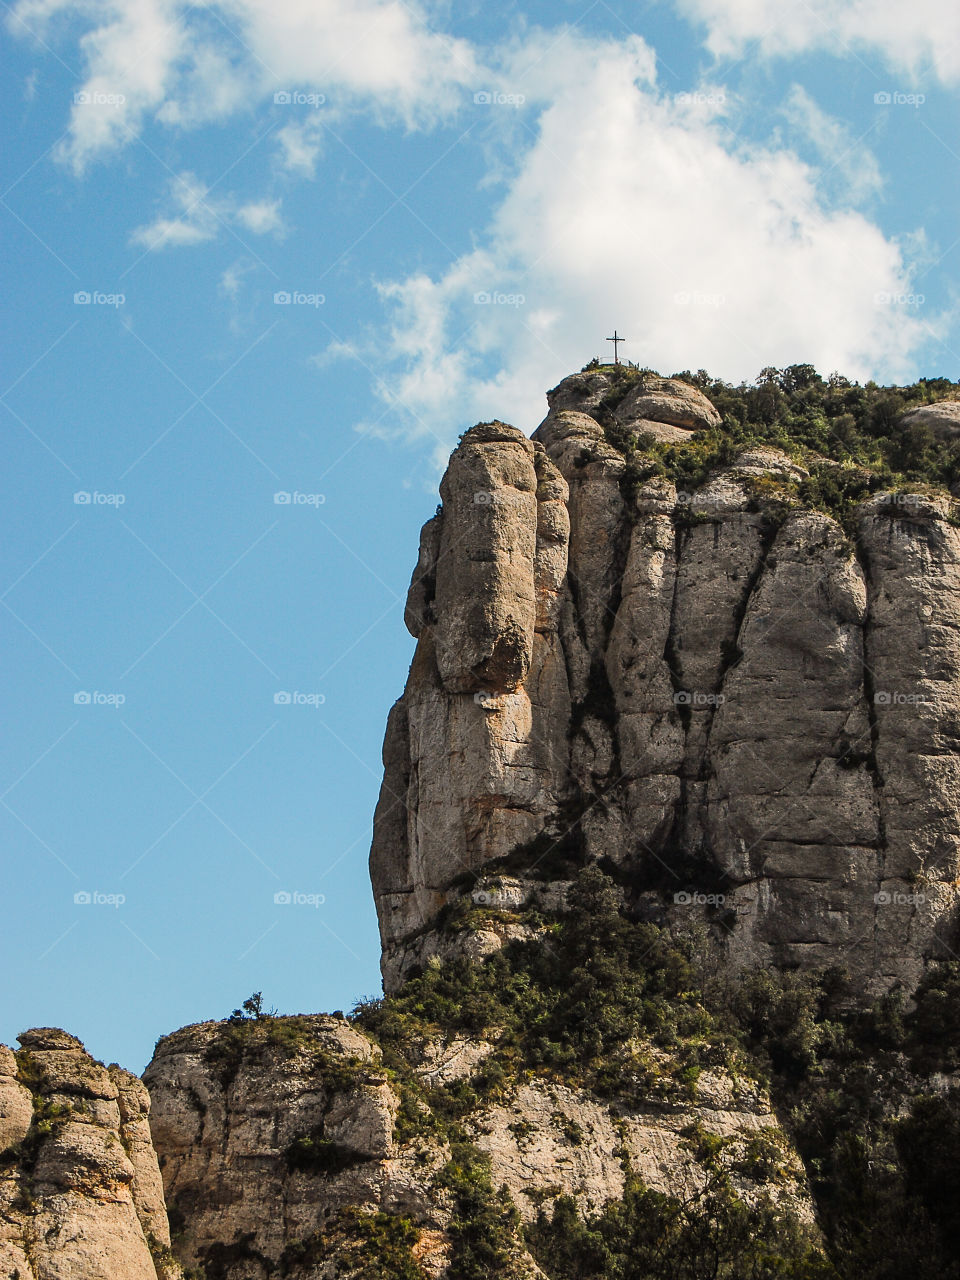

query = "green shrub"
[
  {"left": 598, "top": 364, "right": 960, "bottom": 529},
  {"left": 526, "top": 1175, "right": 835, "bottom": 1279}
]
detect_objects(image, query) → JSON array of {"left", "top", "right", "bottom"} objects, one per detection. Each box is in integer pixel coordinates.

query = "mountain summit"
[{"left": 372, "top": 365, "right": 960, "bottom": 994}]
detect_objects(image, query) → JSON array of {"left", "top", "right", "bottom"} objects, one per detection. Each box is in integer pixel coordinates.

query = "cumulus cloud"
[
  {"left": 676, "top": 0, "right": 960, "bottom": 84},
  {"left": 10, "top": 2, "right": 938, "bottom": 451},
  {"left": 11, "top": 0, "right": 480, "bottom": 171},
  {"left": 367, "top": 38, "right": 929, "bottom": 447},
  {"left": 129, "top": 171, "right": 284, "bottom": 248}
]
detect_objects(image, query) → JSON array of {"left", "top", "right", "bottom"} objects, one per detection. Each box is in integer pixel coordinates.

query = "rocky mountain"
[
  {"left": 371, "top": 367, "right": 960, "bottom": 995},
  {"left": 3, "top": 366, "right": 960, "bottom": 1280}
]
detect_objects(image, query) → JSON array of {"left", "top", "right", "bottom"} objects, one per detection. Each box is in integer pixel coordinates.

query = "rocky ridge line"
[{"left": 371, "top": 368, "right": 960, "bottom": 993}]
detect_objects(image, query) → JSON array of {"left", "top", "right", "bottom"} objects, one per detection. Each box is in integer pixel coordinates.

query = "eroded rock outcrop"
[
  {"left": 371, "top": 372, "right": 960, "bottom": 993},
  {"left": 0, "top": 1028, "right": 181, "bottom": 1280},
  {"left": 899, "top": 400, "right": 960, "bottom": 440},
  {"left": 138, "top": 1013, "right": 816, "bottom": 1279}
]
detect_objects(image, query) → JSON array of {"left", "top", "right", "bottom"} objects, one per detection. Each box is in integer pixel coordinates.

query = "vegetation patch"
[
  {"left": 284, "top": 1125, "right": 368, "bottom": 1176},
  {"left": 278, "top": 1209, "right": 427, "bottom": 1279},
  {"left": 593, "top": 363, "right": 960, "bottom": 533},
  {"left": 351, "top": 868, "right": 960, "bottom": 1279},
  {"left": 526, "top": 1174, "right": 833, "bottom": 1279}
]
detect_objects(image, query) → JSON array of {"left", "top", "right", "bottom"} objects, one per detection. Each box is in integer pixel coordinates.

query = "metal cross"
[{"left": 606, "top": 331, "right": 626, "bottom": 364}]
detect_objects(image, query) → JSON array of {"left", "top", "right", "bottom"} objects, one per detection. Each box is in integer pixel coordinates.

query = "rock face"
[
  {"left": 899, "top": 400, "right": 960, "bottom": 440},
  {"left": 136, "top": 1015, "right": 814, "bottom": 1279},
  {"left": 0, "top": 1028, "right": 181, "bottom": 1280},
  {"left": 371, "top": 372, "right": 960, "bottom": 993},
  {"left": 141, "top": 1016, "right": 434, "bottom": 1277}
]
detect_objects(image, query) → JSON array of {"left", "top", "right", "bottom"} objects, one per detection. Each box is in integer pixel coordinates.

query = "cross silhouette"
[{"left": 606, "top": 330, "right": 626, "bottom": 364}]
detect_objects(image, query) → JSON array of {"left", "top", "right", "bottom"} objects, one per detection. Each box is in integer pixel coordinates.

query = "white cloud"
[
  {"left": 129, "top": 170, "right": 217, "bottom": 248},
  {"left": 275, "top": 116, "right": 327, "bottom": 176},
  {"left": 10, "top": 0, "right": 480, "bottom": 171},
  {"left": 235, "top": 198, "right": 283, "bottom": 234},
  {"left": 129, "top": 171, "right": 284, "bottom": 248},
  {"left": 780, "top": 84, "right": 882, "bottom": 204},
  {"left": 220, "top": 260, "right": 255, "bottom": 299},
  {"left": 366, "top": 38, "right": 930, "bottom": 448},
  {"left": 676, "top": 0, "right": 960, "bottom": 84},
  {"left": 13, "top": 0, "right": 188, "bottom": 172}
]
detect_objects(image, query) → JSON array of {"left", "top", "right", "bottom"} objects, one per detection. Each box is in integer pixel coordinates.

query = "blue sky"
[{"left": 2, "top": 0, "right": 958, "bottom": 1072}]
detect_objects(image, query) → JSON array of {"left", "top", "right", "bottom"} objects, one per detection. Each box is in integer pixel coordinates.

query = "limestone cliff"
[
  {"left": 138, "top": 1002, "right": 818, "bottom": 1279},
  {"left": 371, "top": 367, "right": 960, "bottom": 994},
  {"left": 0, "top": 1029, "right": 181, "bottom": 1280}
]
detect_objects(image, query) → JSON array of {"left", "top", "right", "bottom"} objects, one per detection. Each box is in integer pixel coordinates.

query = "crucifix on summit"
[{"left": 606, "top": 330, "right": 626, "bottom": 364}]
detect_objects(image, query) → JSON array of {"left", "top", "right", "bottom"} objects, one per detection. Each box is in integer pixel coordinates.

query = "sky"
[{"left": 2, "top": 0, "right": 959, "bottom": 1073}]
